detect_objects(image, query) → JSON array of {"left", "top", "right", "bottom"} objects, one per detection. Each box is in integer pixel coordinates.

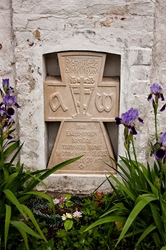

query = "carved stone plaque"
[{"left": 44, "top": 52, "right": 119, "bottom": 174}]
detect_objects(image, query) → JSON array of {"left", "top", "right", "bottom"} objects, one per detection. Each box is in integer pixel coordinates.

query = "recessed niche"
[
  {"left": 45, "top": 52, "right": 120, "bottom": 77},
  {"left": 44, "top": 51, "right": 120, "bottom": 168}
]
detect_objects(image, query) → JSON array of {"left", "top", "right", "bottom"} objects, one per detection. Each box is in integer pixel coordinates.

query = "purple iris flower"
[
  {"left": 147, "top": 83, "right": 166, "bottom": 112},
  {"left": 154, "top": 133, "right": 166, "bottom": 160},
  {"left": 147, "top": 83, "right": 164, "bottom": 101},
  {"left": 4, "top": 94, "right": 20, "bottom": 107},
  {"left": 3, "top": 94, "right": 20, "bottom": 116},
  {"left": 0, "top": 78, "right": 20, "bottom": 139},
  {"left": 2, "top": 79, "right": 9, "bottom": 91},
  {"left": 115, "top": 108, "right": 143, "bottom": 135},
  {"left": 3, "top": 95, "right": 16, "bottom": 106},
  {"left": 2, "top": 78, "right": 14, "bottom": 94}
]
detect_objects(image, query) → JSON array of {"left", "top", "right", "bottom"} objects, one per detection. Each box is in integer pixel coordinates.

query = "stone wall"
[
  {"left": 0, "top": 1, "right": 15, "bottom": 84},
  {"left": 0, "top": 0, "right": 166, "bottom": 193},
  {"left": 151, "top": 0, "right": 166, "bottom": 136}
]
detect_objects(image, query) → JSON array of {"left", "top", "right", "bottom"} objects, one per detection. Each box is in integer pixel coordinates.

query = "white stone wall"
[
  {"left": 0, "top": 1, "right": 15, "bottom": 84},
  {"left": 151, "top": 0, "right": 166, "bottom": 138},
  {"left": 1, "top": 0, "right": 166, "bottom": 192}
]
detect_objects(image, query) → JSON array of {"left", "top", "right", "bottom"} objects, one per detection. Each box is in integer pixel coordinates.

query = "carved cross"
[{"left": 44, "top": 52, "right": 119, "bottom": 174}]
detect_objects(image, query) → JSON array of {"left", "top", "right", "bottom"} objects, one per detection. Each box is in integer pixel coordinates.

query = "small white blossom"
[
  {"left": 53, "top": 198, "right": 59, "bottom": 205},
  {"left": 73, "top": 211, "right": 82, "bottom": 218},
  {"left": 61, "top": 213, "right": 73, "bottom": 221}
]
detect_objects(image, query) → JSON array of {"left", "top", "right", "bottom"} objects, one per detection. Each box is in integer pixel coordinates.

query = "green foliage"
[
  {"left": 0, "top": 143, "right": 81, "bottom": 250},
  {"left": 85, "top": 83, "right": 166, "bottom": 249},
  {"left": 59, "top": 194, "right": 74, "bottom": 208},
  {"left": 5, "top": 193, "right": 157, "bottom": 250},
  {"left": 64, "top": 220, "right": 73, "bottom": 231},
  {"left": 0, "top": 78, "right": 81, "bottom": 249},
  {"left": 55, "top": 195, "right": 119, "bottom": 250},
  {"left": 54, "top": 194, "right": 150, "bottom": 250}
]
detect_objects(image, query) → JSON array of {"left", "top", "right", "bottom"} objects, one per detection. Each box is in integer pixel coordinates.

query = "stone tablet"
[{"left": 44, "top": 52, "right": 119, "bottom": 174}]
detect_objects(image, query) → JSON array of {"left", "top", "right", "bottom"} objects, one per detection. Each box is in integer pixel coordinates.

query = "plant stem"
[
  {"left": 154, "top": 109, "right": 158, "bottom": 141},
  {"left": 0, "top": 131, "right": 4, "bottom": 169},
  {"left": 131, "top": 137, "right": 138, "bottom": 168},
  {"left": 154, "top": 96, "right": 159, "bottom": 141}
]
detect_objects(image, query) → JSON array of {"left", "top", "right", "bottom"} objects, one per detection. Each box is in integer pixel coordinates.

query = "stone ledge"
[{"left": 36, "top": 174, "right": 116, "bottom": 194}]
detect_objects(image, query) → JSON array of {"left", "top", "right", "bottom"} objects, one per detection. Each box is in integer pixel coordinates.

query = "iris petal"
[
  {"left": 7, "top": 135, "right": 13, "bottom": 140},
  {"left": 160, "top": 104, "right": 166, "bottom": 112},
  {"left": 159, "top": 133, "right": 166, "bottom": 146},
  {"left": 7, "top": 107, "right": 15, "bottom": 116},
  {"left": 14, "top": 102, "right": 21, "bottom": 108},
  {"left": 129, "top": 126, "right": 137, "bottom": 135},
  {"left": 115, "top": 117, "right": 122, "bottom": 125},
  {"left": 161, "top": 93, "right": 165, "bottom": 101},
  {"left": 150, "top": 83, "right": 162, "bottom": 93},
  {"left": 3, "top": 95, "right": 16, "bottom": 106},
  {"left": 138, "top": 117, "right": 144, "bottom": 123},
  {"left": 155, "top": 148, "right": 166, "bottom": 159},
  {"left": 147, "top": 94, "right": 152, "bottom": 101}
]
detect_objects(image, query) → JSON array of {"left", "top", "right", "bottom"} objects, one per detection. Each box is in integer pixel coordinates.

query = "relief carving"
[
  {"left": 69, "top": 76, "right": 94, "bottom": 118},
  {"left": 65, "top": 58, "right": 99, "bottom": 75},
  {"left": 44, "top": 52, "right": 120, "bottom": 174},
  {"left": 49, "top": 92, "right": 68, "bottom": 112},
  {"left": 95, "top": 93, "right": 113, "bottom": 112}
]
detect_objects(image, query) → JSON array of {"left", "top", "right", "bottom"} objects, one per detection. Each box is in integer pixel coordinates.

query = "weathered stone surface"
[
  {"left": 45, "top": 52, "right": 119, "bottom": 122},
  {"left": 48, "top": 121, "right": 115, "bottom": 174},
  {"left": 0, "top": 1, "right": 14, "bottom": 81},
  {"left": 45, "top": 52, "right": 119, "bottom": 174}
]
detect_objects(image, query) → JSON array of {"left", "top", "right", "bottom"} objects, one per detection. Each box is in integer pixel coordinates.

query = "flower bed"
[{"left": 5, "top": 193, "right": 155, "bottom": 250}]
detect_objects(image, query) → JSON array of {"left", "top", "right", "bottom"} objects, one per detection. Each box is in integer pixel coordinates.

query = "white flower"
[
  {"left": 73, "top": 211, "right": 82, "bottom": 218},
  {"left": 53, "top": 198, "right": 59, "bottom": 205},
  {"left": 61, "top": 213, "right": 73, "bottom": 221}
]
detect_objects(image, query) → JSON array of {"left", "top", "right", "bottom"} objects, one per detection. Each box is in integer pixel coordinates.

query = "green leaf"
[
  {"left": 3, "top": 168, "right": 9, "bottom": 182},
  {"left": 150, "top": 203, "right": 165, "bottom": 240},
  {"left": 6, "top": 142, "right": 23, "bottom": 165},
  {"left": 135, "top": 223, "right": 156, "bottom": 247},
  {"left": 17, "top": 194, "right": 31, "bottom": 204},
  {"left": 15, "top": 228, "right": 29, "bottom": 250},
  {"left": 64, "top": 220, "right": 73, "bottom": 231},
  {"left": 64, "top": 194, "right": 72, "bottom": 200},
  {"left": 100, "top": 203, "right": 128, "bottom": 218},
  {"left": 4, "top": 204, "right": 11, "bottom": 250},
  {"left": 84, "top": 216, "right": 126, "bottom": 232},
  {"left": 108, "top": 173, "right": 136, "bottom": 201},
  {"left": 161, "top": 247, "right": 166, "bottom": 250},
  {"left": 104, "top": 157, "right": 129, "bottom": 183},
  {"left": 152, "top": 232, "right": 161, "bottom": 247},
  {"left": 21, "top": 204, "right": 47, "bottom": 242},
  {"left": 66, "top": 200, "right": 73, "bottom": 207},
  {"left": 141, "top": 170, "right": 159, "bottom": 196},
  {"left": 22, "top": 156, "right": 82, "bottom": 193},
  {"left": 124, "top": 229, "right": 144, "bottom": 238},
  {"left": 4, "top": 173, "right": 18, "bottom": 188},
  {"left": 28, "top": 172, "right": 48, "bottom": 189},
  {"left": 116, "top": 194, "right": 157, "bottom": 246},
  {"left": 3, "top": 189, "right": 27, "bottom": 220},
  {"left": 3, "top": 141, "right": 19, "bottom": 158},
  {"left": 10, "top": 220, "right": 43, "bottom": 239},
  {"left": 135, "top": 193, "right": 156, "bottom": 205}
]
